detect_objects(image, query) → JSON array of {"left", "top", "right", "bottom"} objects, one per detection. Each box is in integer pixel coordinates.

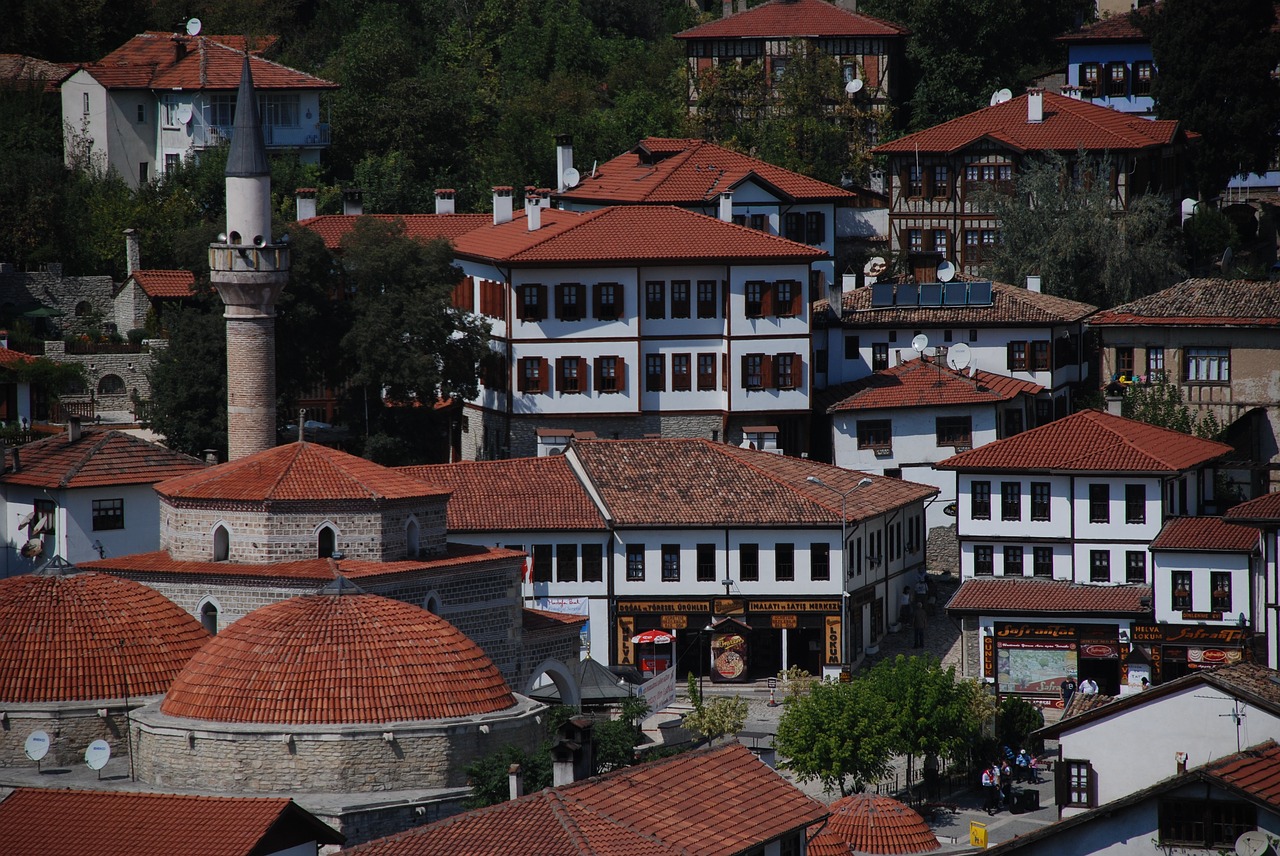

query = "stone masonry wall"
[
  {"left": 519, "top": 627, "right": 585, "bottom": 695},
  {"left": 464, "top": 409, "right": 726, "bottom": 460},
  {"left": 0, "top": 270, "right": 115, "bottom": 336},
  {"left": 0, "top": 702, "right": 141, "bottom": 768},
  {"left": 44, "top": 339, "right": 159, "bottom": 411},
  {"left": 225, "top": 316, "right": 277, "bottom": 460},
  {"left": 926, "top": 524, "right": 959, "bottom": 574}
]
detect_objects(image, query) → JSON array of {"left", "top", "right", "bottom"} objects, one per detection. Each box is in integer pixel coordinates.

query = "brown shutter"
[
  {"left": 535, "top": 284, "right": 547, "bottom": 320},
  {"left": 741, "top": 354, "right": 749, "bottom": 389},
  {"left": 578, "top": 357, "right": 588, "bottom": 394},
  {"left": 762, "top": 354, "right": 774, "bottom": 388},
  {"left": 594, "top": 357, "right": 604, "bottom": 389},
  {"left": 1007, "top": 342, "right": 1017, "bottom": 371},
  {"left": 539, "top": 358, "right": 549, "bottom": 392},
  {"left": 1054, "top": 757, "right": 1068, "bottom": 807},
  {"left": 761, "top": 282, "right": 775, "bottom": 316},
  {"left": 592, "top": 283, "right": 604, "bottom": 319},
  {"left": 574, "top": 283, "right": 585, "bottom": 318},
  {"left": 554, "top": 357, "right": 564, "bottom": 392},
  {"left": 616, "top": 357, "right": 625, "bottom": 393},
  {"left": 554, "top": 286, "right": 565, "bottom": 320}
]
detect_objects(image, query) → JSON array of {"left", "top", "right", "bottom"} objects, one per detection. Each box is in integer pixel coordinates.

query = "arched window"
[
  {"left": 423, "top": 593, "right": 440, "bottom": 614},
  {"left": 405, "top": 518, "right": 420, "bottom": 558},
  {"left": 317, "top": 525, "right": 336, "bottom": 558},
  {"left": 97, "top": 374, "right": 125, "bottom": 395},
  {"left": 213, "top": 525, "right": 229, "bottom": 561},
  {"left": 200, "top": 600, "right": 219, "bottom": 635},
  {"left": 75, "top": 301, "right": 93, "bottom": 317}
]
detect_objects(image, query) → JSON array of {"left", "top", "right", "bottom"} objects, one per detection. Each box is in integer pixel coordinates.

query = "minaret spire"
[{"left": 225, "top": 56, "right": 269, "bottom": 178}]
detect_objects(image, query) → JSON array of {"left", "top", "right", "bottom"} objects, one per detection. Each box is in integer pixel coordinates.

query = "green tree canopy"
[
  {"left": 863, "top": 655, "right": 979, "bottom": 770},
  {"left": 775, "top": 678, "right": 895, "bottom": 796},
  {"left": 146, "top": 300, "right": 228, "bottom": 458}
]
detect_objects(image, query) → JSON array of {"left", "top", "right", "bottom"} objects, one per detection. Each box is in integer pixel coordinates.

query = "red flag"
[{"left": 522, "top": 556, "right": 532, "bottom": 582}]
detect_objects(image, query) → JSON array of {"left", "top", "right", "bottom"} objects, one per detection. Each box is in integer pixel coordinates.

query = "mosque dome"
[{"left": 822, "top": 793, "right": 940, "bottom": 854}]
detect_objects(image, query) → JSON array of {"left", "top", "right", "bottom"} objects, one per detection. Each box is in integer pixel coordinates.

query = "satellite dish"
[
  {"left": 863, "top": 256, "right": 888, "bottom": 277},
  {"left": 989, "top": 88, "right": 1013, "bottom": 106},
  {"left": 176, "top": 104, "right": 193, "bottom": 124},
  {"left": 947, "top": 342, "right": 972, "bottom": 371},
  {"left": 936, "top": 260, "right": 956, "bottom": 283},
  {"left": 1220, "top": 246, "right": 1234, "bottom": 271},
  {"left": 561, "top": 167, "right": 581, "bottom": 189},
  {"left": 84, "top": 739, "right": 111, "bottom": 771},
  {"left": 911, "top": 334, "right": 929, "bottom": 354},
  {"left": 845, "top": 78, "right": 864, "bottom": 95},
  {"left": 20, "top": 537, "right": 43, "bottom": 559},
  {"left": 185, "top": 17, "right": 202, "bottom": 36},
  {"left": 1235, "top": 831, "right": 1270, "bottom": 856},
  {"left": 24, "top": 731, "right": 50, "bottom": 762}
]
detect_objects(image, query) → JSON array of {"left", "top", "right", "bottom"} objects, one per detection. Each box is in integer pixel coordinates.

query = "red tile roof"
[
  {"left": 676, "top": 0, "right": 908, "bottom": 39},
  {"left": 1056, "top": 6, "right": 1153, "bottom": 42},
  {"left": 934, "top": 409, "right": 1232, "bottom": 473},
  {"left": 0, "top": 346, "right": 40, "bottom": 370},
  {"left": 1088, "top": 279, "right": 1280, "bottom": 327},
  {"left": 947, "top": 578, "right": 1152, "bottom": 615},
  {"left": 524, "top": 607, "right": 589, "bottom": 634},
  {"left": 348, "top": 742, "right": 828, "bottom": 856},
  {"left": 821, "top": 794, "right": 939, "bottom": 855},
  {"left": 78, "top": 32, "right": 336, "bottom": 91},
  {"left": 873, "top": 91, "right": 1186, "bottom": 155},
  {"left": 827, "top": 358, "right": 1042, "bottom": 413},
  {"left": 1149, "top": 516, "right": 1260, "bottom": 552},
  {"left": 400, "top": 457, "right": 606, "bottom": 532},
  {"left": 570, "top": 438, "right": 935, "bottom": 526},
  {"left": 452, "top": 205, "right": 825, "bottom": 265},
  {"left": 0, "top": 54, "right": 72, "bottom": 92},
  {"left": 1202, "top": 741, "right": 1280, "bottom": 809},
  {"left": 0, "top": 571, "right": 208, "bottom": 703},
  {"left": 155, "top": 441, "right": 448, "bottom": 503},
  {"left": 1225, "top": 491, "right": 1280, "bottom": 523},
  {"left": 0, "top": 789, "right": 342, "bottom": 856},
  {"left": 556, "top": 137, "right": 856, "bottom": 205},
  {"left": 818, "top": 280, "right": 1096, "bottom": 327},
  {"left": 128, "top": 269, "right": 197, "bottom": 299},
  {"left": 1, "top": 429, "right": 205, "bottom": 489},
  {"left": 296, "top": 213, "right": 491, "bottom": 250},
  {"left": 161, "top": 590, "right": 515, "bottom": 724}
]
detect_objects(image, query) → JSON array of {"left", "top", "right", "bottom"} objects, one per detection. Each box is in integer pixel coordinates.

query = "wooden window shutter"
[
  {"left": 575, "top": 283, "right": 586, "bottom": 315},
  {"left": 451, "top": 277, "right": 473, "bottom": 311},
  {"left": 1054, "top": 758, "right": 1068, "bottom": 806},
  {"left": 554, "top": 285, "right": 566, "bottom": 319},
  {"left": 539, "top": 358, "right": 549, "bottom": 392},
  {"left": 741, "top": 354, "right": 749, "bottom": 388},
  {"left": 1087, "top": 764, "right": 1098, "bottom": 807},
  {"left": 577, "top": 357, "right": 588, "bottom": 394},
  {"left": 762, "top": 353, "right": 774, "bottom": 388},
  {"left": 761, "top": 282, "right": 775, "bottom": 317},
  {"left": 535, "top": 284, "right": 547, "bottom": 320},
  {"left": 594, "top": 357, "right": 604, "bottom": 389},
  {"left": 592, "top": 283, "right": 604, "bottom": 319},
  {"left": 554, "top": 357, "right": 565, "bottom": 393},
  {"left": 616, "top": 357, "right": 625, "bottom": 392},
  {"left": 1006, "top": 342, "right": 1017, "bottom": 371}
]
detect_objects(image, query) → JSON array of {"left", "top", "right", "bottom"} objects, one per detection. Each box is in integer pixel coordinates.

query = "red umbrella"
[{"left": 631, "top": 629, "right": 676, "bottom": 645}]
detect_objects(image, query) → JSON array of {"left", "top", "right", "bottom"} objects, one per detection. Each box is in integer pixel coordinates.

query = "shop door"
[
  {"left": 749, "top": 629, "right": 783, "bottom": 680},
  {"left": 785, "top": 627, "right": 825, "bottom": 676}
]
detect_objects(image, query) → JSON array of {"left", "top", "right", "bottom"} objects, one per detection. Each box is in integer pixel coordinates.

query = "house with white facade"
[
  {"left": 60, "top": 32, "right": 336, "bottom": 188},
  {"left": 403, "top": 438, "right": 936, "bottom": 681},
  {"left": 1226, "top": 491, "right": 1280, "bottom": 670},
  {"left": 826, "top": 356, "right": 1042, "bottom": 530}
]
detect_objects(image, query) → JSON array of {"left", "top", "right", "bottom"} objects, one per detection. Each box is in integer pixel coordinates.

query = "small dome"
[
  {"left": 161, "top": 589, "right": 515, "bottom": 724},
  {"left": 825, "top": 794, "right": 939, "bottom": 854},
  {"left": 0, "top": 571, "right": 209, "bottom": 703}
]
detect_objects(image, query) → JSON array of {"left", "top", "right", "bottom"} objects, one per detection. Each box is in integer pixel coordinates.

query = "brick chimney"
[
  {"left": 295, "top": 188, "right": 316, "bottom": 221},
  {"left": 124, "top": 228, "right": 141, "bottom": 277},
  {"left": 435, "top": 189, "right": 455, "bottom": 215},
  {"left": 493, "top": 187, "right": 514, "bottom": 225},
  {"left": 1027, "top": 88, "right": 1044, "bottom": 123},
  {"left": 342, "top": 188, "right": 363, "bottom": 216}
]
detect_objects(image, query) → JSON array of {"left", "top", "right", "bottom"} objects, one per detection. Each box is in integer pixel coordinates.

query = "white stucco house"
[{"left": 1226, "top": 492, "right": 1280, "bottom": 671}]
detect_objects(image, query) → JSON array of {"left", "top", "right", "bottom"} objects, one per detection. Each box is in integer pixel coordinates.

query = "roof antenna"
[{"left": 298, "top": 408, "right": 305, "bottom": 443}]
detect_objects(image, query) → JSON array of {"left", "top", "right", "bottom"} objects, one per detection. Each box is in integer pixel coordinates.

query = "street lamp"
[{"left": 806, "top": 475, "right": 873, "bottom": 670}]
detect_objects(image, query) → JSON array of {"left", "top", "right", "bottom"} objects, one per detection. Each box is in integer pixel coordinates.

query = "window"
[
  {"left": 594, "top": 282, "right": 621, "bottom": 320},
  {"left": 740, "top": 543, "right": 759, "bottom": 581},
  {"left": 696, "top": 543, "right": 716, "bottom": 582},
  {"left": 596, "top": 356, "right": 622, "bottom": 393},
  {"left": 582, "top": 544, "right": 604, "bottom": 582},
  {"left": 783, "top": 212, "right": 804, "bottom": 242},
  {"left": 745, "top": 281, "right": 765, "bottom": 317},
  {"left": 136, "top": 103, "right": 145, "bottom": 123},
  {"left": 936, "top": 416, "right": 972, "bottom": 447},
  {"left": 212, "top": 524, "right": 229, "bottom": 561},
  {"left": 645, "top": 281, "right": 665, "bottom": 319},
  {"left": 405, "top": 519, "right": 420, "bottom": 557},
  {"left": 518, "top": 357, "right": 547, "bottom": 393},
  {"left": 1032, "top": 341, "right": 1051, "bottom": 371},
  {"left": 1090, "top": 550, "right": 1111, "bottom": 583},
  {"left": 83, "top": 92, "right": 90, "bottom": 115},
  {"left": 200, "top": 601, "right": 218, "bottom": 635},
  {"left": 533, "top": 544, "right": 553, "bottom": 582},
  {"left": 1001, "top": 482, "right": 1021, "bottom": 521},
  {"left": 207, "top": 93, "right": 236, "bottom": 127},
  {"left": 645, "top": 354, "right": 666, "bottom": 392},
  {"left": 92, "top": 498, "right": 124, "bottom": 531},
  {"left": 810, "top": 543, "right": 830, "bottom": 581},
  {"left": 1211, "top": 572, "right": 1232, "bottom": 611},
  {"left": 1080, "top": 63, "right": 1101, "bottom": 97},
  {"left": 697, "top": 353, "right": 716, "bottom": 391},
  {"left": 1115, "top": 346, "right": 1135, "bottom": 377},
  {"left": 805, "top": 211, "right": 825, "bottom": 245},
  {"left": 743, "top": 354, "right": 765, "bottom": 389},
  {"left": 775, "top": 543, "right": 795, "bottom": 581},
  {"left": 671, "top": 281, "right": 690, "bottom": 318},
  {"left": 1031, "top": 482, "right": 1050, "bottom": 521},
  {"left": 557, "top": 357, "right": 584, "bottom": 394},
  {"left": 932, "top": 229, "right": 949, "bottom": 257},
  {"left": 856, "top": 419, "right": 891, "bottom": 450},
  {"left": 518, "top": 284, "right": 546, "bottom": 321},
  {"left": 1007, "top": 341, "right": 1028, "bottom": 372},
  {"left": 1172, "top": 571, "right": 1192, "bottom": 610},
  {"left": 1125, "top": 484, "right": 1146, "bottom": 524},
  {"left": 671, "top": 353, "right": 691, "bottom": 391},
  {"left": 750, "top": 213, "right": 767, "bottom": 231},
  {"left": 908, "top": 228, "right": 923, "bottom": 253},
  {"left": 1126, "top": 551, "right": 1146, "bottom": 584},
  {"left": 1106, "top": 62, "right": 1128, "bottom": 97},
  {"left": 971, "top": 481, "right": 991, "bottom": 519},
  {"left": 557, "top": 544, "right": 578, "bottom": 582},
  {"left": 1185, "top": 347, "right": 1230, "bottom": 383},
  {"left": 139, "top": 162, "right": 149, "bottom": 185},
  {"left": 774, "top": 280, "right": 799, "bottom": 317},
  {"left": 974, "top": 545, "right": 994, "bottom": 576},
  {"left": 98, "top": 374, "right": 126, "bottom": 395},
  {"left": 907, "top": 164, "right": 924, "bottom": 197},
  {"left": 661, "top": 545, "right": 680, "bottom": 582},
  {"left": 1033, "top": 546, "right": 1053, "bottom": 578},
  {"left": 556, "top": 283, "right": 584, "bottom": 320},
  {"left": 1147, "top": 346, "right": 1165, "bottom": 378},
  {"left": 970, "top": 328, "right": 978, "bottom": 343},
  {"left": 1090, "top": 484, "right": 1110, "bottom": 523},
  {"left": 259, "top": 93, "right": 299, "bottom": 127},
  {"left": 1062, "top": 760, "right": 1096, "bottom": 808},
  {"left": 844, "top": 335, "right": 860, "bottom": 361},
  {"left": 871, "top": 343, "right": 889, "bottom": 371},
  {"left": 1133, "top": 60, "right": 1155, "bottom": 96},
  {"left": 775, "top": 353, "right": 798, "bottom": 389},
  {"left": 1002, "top": 409, "right": 1024, "bottom": 438},
  {"left": 317, "top": 525, "right": 336, "bottom": 558},
  {"left": 932, "top": 165, "right": 950, "bottom": 198},
  {"left": 1159, "top": 799, "right": 1256, "bottom": 849},
  {"left": 815, "top": 349, "right": 827, "bottom": 373},
  {"left": 999, "top": 546, "right": 1022, "bottom": 576},
  {"left": 697, "top": 280, "right": 717, "bottom": 318},
  {"left": 626, "top": 545, "right": 645, "bottom": 581}
]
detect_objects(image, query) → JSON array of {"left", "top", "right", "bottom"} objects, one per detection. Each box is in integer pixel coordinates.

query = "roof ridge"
[
  {"left": 58, "top": 431, "right": 116, "bottom": 489},
  {"left": 546, "top": 790, "right": 597, "bottom": 855},
  {"left": 263, "top": 442, "right": 305, "bottom": 500}
]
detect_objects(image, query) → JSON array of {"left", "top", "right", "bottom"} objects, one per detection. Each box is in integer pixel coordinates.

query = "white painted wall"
[
  {"left": 2, "top": 483, "right": 165, "bottom": 575},
  {"left": 1151, "top": 549, "right": 1253, "bottom": 626}
]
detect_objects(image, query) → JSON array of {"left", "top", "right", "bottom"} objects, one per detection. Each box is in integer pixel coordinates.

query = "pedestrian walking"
[
  {"left": 1015, "top": 749, "right": 1031, "bottom": 782},
  {"left": 982, "top": 764, "right": 998, "bottom": 815},
  {"left": 1028, "top": 754, "right": 1042, "bottom": 784},
  {"left": 899, "top": 586, "right": 913, "bottom": 626},
  {"left": 1060, "top": 674, "right": 1077, "bottom": 708},
  {"left": 1079, "top": 677, "right": 1099, "bottom": 695},
  {"left": 999, "top": 760, "right": 1013, "bottom": 809},
  {"left": 912, "top": 599, "right": 927, "bottom": 648}
]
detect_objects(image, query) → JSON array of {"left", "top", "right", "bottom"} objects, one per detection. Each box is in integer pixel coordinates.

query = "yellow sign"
[
  {"left": 627, "top": 601, "right": 711, "bottom": 613},
  {"left": 824, "top": 616, "right": 842, "bottom": 665},
  {"left": 970, "top": 821, "right": 987, "bottom": 849},
  {"left": 617, "top": 617, "right": 635, "bottom": 666},
  {"left": 714, "top": 598, "right": 745, "bottom": 615},
  {"left": 751, "top": 599, "right": 841, "bottom": 613},
  {"left": 661, "top": 614, "right": 688, "bottom": 630},
  {"left": 771, "top": 614, "right": 798, "bottom": 629}
]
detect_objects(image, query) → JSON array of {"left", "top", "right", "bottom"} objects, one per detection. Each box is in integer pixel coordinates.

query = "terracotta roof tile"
[
  {"left": 0, "top": 429, "right": 205, "bottom": 489},
  {"left": 524, "top": 608, "right": 589, "bottom": 634},
  {"left": 348, "top": 742, "right": 828, "bottom": 856},
  {"left": 570, "top": 438, "right": 935, "bottom": 526},
  {"left": 1225, "top": 491, "right": 1280, "bottom": 523},
  {"left": 0, "top": 571, "right": 208, "bottom": 703},
  {"left": 1204, "top": 741, "right": 1280, "bottom": 810},
  {"left": 1149, "top": 516, "right": 1260, "bottom": 552},
  {"left": 128, "top": 269, "right": 196, "bottom": 298},
  {"left": 946, "top": 578, "right": 1152, "bottom": 615},
  {"left": 556, "top": 137, "right": 856, "bottom": 205},
  {"left": 0, "top": 789, "right": 343, "bottom": 856},
  {"left": 0, "top": 54, "right": 72, "bottom": 92},
  {"left": 935, "top": 410, "right": 1232, "bottom": 472},
  {"left": 823, "top": 794, "right": 940, "bottom": 854},
  {"left": 676, "top": 0, "right": 909, "bottom": 39},
  {"left": 873, "top": 91, "right": 1186, "bottom": 155},
  {"left": 297, "top": 213, "right": 491, "bottom": 250},
  {"left": 827, "top": 358, "right": 1042, "bottom": 412},
  {"left": 0, "top": 347, "right": 40, "bottom": 370},
  {"left": 161, "top": 591, "right": 515, "bottom": 724},
  {"left": 1056, "top": 6, "right": 1153, "bottom": 42},
  {"left": 1089, "top": 279, "right": 1280, "bottom": 327},
  {"left": 155, "top": 441, "right": 448, "bottom": 503},
  {"left": 400, "top": 457, "right": 606, "bottom": 532},
  {"left": 80, "top": 32, "right": 335, "bottom": 91},
  {"left": 817, "top": 280, "right": 1096, "bottom": 326}
]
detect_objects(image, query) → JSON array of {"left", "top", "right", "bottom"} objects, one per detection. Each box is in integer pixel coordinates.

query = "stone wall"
[
  {"left": 0, "top": 270, "right": 115, "bottom": 336},
  {"left": 926, "top": 524, "right": 959, "bottom": 574},
  {"left": 44, "top": 339, "right": 160, "bottom": 411},
  {"left": 0, "top": 698, "right": 148, "bottom": 768},
  {"left": 315, "top": 793, "right": 471, "bottom": 850},
  {"left": 958, "top": 616, "right": 981, "bottom": 680},
  {"left": 463, "top": 408, "right": 728, "bottom": 460},
  {"left": 520, "top": 625, "right": 586, "bottom": 696}
]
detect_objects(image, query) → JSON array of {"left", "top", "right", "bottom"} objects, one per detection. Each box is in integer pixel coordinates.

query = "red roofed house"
[
  {"left": 938, "top": 409, "right": 1235, "bottom": 699},
  {"left": 872, "top": 89, "right": 1195, "bottom": 277},
  {"left": 60, "top": 31, "right": 337, "bottom": 188},
  {"left": 1226, "top": 491, "right": 1280, "bottom": 670}
]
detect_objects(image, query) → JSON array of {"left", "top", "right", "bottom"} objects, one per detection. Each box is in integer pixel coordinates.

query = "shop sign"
[
  {"left": 1079, "top": 642, "right": 1119, "bottom": 659},
  {"left": 1131, "top": 623, "right": 1163, "bottom": 643},
  {"left": 825, "top": 616, "right": 842, "bottom": 665},
  {"left": 714, "top": 598, "right": 746, "bottom": 615},
  {"left": 628, "top": 600, "right": 711, "bottom": 613},
  {"left": 752, "top": 599, "right": 841, "bottom": 613},
  {"left": 995, "top": 623, "right": 1075, "bottom": 640},
  {"left": 617, "top": 617, "right": 635, "bottom": 666},
  {"left": 661, "top": 614, "right": 688, "bottom": 630},
  {"left": 1180, "top": 611, "right": 1223, "bottom": 622},
  {"left": 1162, "top": 626, "right": 1245, "bottom": 645},
  {"left": 771, "top": 614, "right": 798, "bottom": 629},
  {"left": 1188, "top": 647, "right": 1240, "bottom": 667},
  {"left": 711, "top": 630, "right": 748, "bottom": 681},
  {"left": 983, "top": 635, "right": 995, "bottom": 678}
]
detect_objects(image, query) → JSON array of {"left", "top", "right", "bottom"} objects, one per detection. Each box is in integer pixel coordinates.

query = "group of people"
[
  {"left": 899, "top": 571, "right": 936, "bottom": 649},
  {"left": 980, "top": 748, "right": 1041, "bottom": 815},
  {"left": 1059, "top": 674, "right": 1100, "bottom": 707}
]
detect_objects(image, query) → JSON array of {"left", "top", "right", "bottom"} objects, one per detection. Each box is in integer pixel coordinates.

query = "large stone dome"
[
  {"left": 160, "top": 584, "right": 516, "bottom": 724},
  {"left": 0, "top": 568, "right": 209, "bottom": 703}
]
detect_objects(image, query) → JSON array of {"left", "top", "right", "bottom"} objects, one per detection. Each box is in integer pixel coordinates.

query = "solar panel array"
[{"left": 868, "top": 281, "right": 994, "bottom": 308}]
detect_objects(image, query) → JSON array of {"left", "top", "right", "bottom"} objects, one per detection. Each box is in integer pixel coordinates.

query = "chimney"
[
  {"left": 435, "top": 188, "right": 456, "bottom": 215},
  {"left": 493, "top": 187, "right": 514, "bottom": 225},
  {"left": 295, "top": 188, "right": 317, "bottom": 221},
  {"left": 342, "top": 188, "right": 363, "bottom": 216},
  {"left": 202, "top": 448, "right": 218, "bottom": 465},
  {"left": 1062, "top": 85, "right": 1084, "bottom": 101},
  {"left": 1026, "top": 275, "right": 1042, "bottom": 293},
  {"left": 722, "top": 0, "right": 733, "bottom": 17},
  {"left": 67, "top": 416, "right": 82, "bottom": 443},
  {"left": 0, "top": 330, "right": 8, "bottom": 349},
  {"left": 719, "top": 190, "right": 734, "bottom": 222},
  {"left": 537, "top": 189, "right": 552, "bottom": 208},
  {"left": 555, "top": 134, "right": 574, "bottom": 192},
  {"left": 508, "top": 764, "right": 524, "bottom": 801},
  {"left": 526, "top": 191, "right": 542, "bottom": 231},
  {"left": 551, "top": 743, "right": 577, "bottom": 787},
  {"left": 1027, "top": 88, "right": 1044, "bottom": 123},
  {"left": 124, "top": 228, "right": 141, "bottom": 277}
]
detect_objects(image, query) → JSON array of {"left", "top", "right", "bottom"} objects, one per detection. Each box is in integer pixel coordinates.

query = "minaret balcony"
[{"left": 209, "top": 245, "right": 289, "bottom": 274}]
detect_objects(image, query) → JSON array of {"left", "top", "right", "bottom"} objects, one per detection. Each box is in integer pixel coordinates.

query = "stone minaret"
[{"left": 209, "top": 56, "right": 288, "bottom": 460}]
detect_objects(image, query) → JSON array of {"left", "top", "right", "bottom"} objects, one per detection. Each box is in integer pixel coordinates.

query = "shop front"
[
  {"left": 1130, "top": 623, "right": 1248, "bottom": 684},
  {"left": 988, "top": 622, "right": 1126, "bottom": 707},
  {"left": 616, "top": 597, "right": 845, "bottom": 682}
]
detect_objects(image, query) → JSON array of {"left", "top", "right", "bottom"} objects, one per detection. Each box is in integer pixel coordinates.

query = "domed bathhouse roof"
[{"left": 809, "top": 793, "right": 940, "bottom": 855}]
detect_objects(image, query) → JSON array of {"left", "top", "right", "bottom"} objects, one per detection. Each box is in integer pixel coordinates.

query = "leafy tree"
[
  {"left": 775, "top": 678, "right": 894, "bottom": 796},
  {"left": 1141, "top": 0, "right": 1280, "bottom": 199},
  {"left": 1183, "top": 207, "right": 1240, "bottom": 277},
  {"left": 463, "top": 743, "right": 552, "bottom": 808},
  {"left": 1120, "top": 382, "right": 1223, "bottom": 439},
  {"left": 146, "top": 301, "right": 229, "bottom": 458},
  {"left": 683, "top": 694, "right": 748, "bottom": 742},
  {"left": 996, "top": 695, "right": 1044, "bottom": 756},
  {"left": 593, "top": 695, "right": 650, "bottom": 773}
]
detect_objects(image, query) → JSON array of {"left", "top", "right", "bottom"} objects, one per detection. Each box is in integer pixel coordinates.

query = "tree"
[
  {"left": 996, "top": 696, "right": 1044, "bottom": 756},
  {"left": 146, "top": 301, "right": 228, "bottom": 458},
  {"left": 775, "top": 678, "right": 894, "bottom": 796},
  {"left": 1120, "top": 382, "right": 1223, "bottom": 439},
  {"left": 977, "top": 152, "right": 1185, "bottom": 309},
  {"left": 593, "top": 695, "right": 650, "bottom": 772},
  {"left": 1141, "top": 0, "right": 1280, "bottom": 199},
  {"left": 682, "top": 695, "right": 748, "bottom": 743},
  {"left": 463, "top": 743, "right": 552, "bottom": 808}
]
